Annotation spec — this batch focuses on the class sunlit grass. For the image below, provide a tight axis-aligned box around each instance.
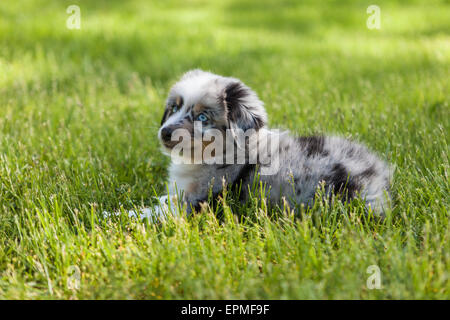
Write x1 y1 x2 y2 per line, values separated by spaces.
0 0 449 299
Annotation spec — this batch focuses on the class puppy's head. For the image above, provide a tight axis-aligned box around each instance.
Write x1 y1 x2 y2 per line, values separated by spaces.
158 69 267 161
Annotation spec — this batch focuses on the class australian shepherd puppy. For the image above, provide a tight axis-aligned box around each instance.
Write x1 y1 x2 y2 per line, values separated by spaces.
132 69 392 219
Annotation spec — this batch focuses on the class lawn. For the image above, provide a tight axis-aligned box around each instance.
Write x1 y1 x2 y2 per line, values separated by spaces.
0 0 448 299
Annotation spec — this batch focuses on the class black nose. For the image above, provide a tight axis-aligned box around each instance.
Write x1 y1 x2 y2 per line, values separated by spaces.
161 127 173 141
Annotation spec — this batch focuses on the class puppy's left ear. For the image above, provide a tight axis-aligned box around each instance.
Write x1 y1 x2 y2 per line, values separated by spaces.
221 81 267 131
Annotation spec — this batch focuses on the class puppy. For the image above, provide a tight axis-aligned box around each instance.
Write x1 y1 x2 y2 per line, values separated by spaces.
149 69 392 218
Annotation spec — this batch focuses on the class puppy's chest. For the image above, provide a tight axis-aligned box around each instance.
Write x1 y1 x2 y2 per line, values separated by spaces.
168 163 209 197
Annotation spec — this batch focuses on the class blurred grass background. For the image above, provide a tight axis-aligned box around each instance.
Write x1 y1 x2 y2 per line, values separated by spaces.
0 0 449 299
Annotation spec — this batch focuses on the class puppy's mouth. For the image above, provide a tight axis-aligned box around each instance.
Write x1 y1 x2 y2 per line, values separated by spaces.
160 139 178 149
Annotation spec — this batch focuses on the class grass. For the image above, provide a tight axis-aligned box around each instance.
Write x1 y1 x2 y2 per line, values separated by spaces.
0 0 449 299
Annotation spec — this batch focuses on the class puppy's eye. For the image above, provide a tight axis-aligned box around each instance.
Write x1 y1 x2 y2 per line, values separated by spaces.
197 113 208 122
172 105 179 113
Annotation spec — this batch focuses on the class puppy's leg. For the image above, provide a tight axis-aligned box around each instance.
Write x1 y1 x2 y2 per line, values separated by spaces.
103 184 183 221
127 195 178 220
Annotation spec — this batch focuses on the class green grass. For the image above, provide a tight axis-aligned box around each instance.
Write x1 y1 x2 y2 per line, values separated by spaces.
0 0 449 299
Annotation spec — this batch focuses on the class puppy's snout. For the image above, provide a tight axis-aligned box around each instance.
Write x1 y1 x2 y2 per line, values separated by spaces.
160 127 173 142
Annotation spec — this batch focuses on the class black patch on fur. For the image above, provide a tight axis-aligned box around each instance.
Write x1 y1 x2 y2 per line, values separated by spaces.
323 163 360 199
358 165 376 180
224 82 248 112
191 164 256 213
160 108 169 126
234 164 256 187
296 136 327 157
252 115 265 130
161 96 184 126
224 82 264 130
219 124 228 132
233 164 256 201
346 146 356 158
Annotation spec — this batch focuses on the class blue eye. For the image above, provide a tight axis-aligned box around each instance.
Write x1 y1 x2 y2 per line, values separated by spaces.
197 114 208 122
172 105 178 112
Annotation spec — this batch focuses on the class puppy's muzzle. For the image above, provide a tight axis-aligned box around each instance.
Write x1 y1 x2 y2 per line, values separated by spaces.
160 125 182 149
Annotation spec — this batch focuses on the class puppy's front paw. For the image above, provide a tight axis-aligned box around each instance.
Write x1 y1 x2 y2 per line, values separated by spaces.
103 195 181 221
129 195 181 220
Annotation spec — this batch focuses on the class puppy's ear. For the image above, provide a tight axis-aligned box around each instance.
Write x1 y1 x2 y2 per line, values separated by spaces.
222 81 267 131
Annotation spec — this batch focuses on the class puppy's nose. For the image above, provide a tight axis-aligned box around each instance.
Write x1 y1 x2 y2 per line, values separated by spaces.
161 127 173 141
